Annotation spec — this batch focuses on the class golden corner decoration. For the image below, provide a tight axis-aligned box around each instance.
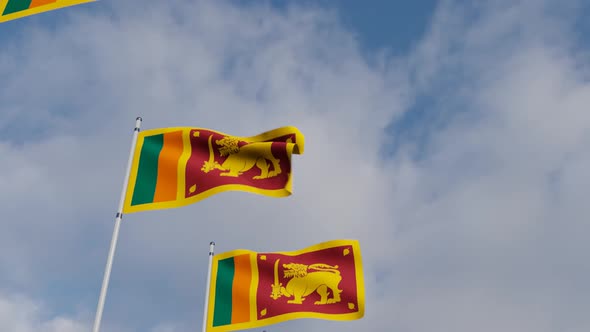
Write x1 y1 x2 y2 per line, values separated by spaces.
0 0 95 23
122 126 304 213
206 239 365 331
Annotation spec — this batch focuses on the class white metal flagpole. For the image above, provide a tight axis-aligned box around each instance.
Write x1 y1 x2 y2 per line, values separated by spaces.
92 117 143 332
201 241 216 332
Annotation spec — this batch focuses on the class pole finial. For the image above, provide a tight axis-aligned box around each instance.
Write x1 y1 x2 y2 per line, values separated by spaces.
134 117 143 131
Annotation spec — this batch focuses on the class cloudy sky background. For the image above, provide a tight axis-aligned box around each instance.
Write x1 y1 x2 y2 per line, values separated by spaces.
1 0 590 331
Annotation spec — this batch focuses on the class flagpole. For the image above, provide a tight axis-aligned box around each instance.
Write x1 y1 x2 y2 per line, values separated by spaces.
201 241 216 332
92 117 143 332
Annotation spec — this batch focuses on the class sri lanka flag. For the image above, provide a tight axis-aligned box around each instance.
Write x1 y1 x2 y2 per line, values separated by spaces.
0 0 95 23
207 240 365 331
123 126 304 213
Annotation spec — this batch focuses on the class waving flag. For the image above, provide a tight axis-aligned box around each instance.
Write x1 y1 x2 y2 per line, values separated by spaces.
207 240 365 331
123 126 304 213
0 0 94 23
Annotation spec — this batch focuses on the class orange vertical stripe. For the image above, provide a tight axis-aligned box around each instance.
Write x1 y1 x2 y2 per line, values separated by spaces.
29 0 57 8
153 131 184 202
231 254 252 324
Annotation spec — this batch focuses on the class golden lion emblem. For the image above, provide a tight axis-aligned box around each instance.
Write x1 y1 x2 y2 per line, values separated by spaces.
201 135 284 179
270 260 343 305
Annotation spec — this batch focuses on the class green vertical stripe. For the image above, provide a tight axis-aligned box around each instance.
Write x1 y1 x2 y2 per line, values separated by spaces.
213 257 235 326
131 134 164 206
3 0 32 15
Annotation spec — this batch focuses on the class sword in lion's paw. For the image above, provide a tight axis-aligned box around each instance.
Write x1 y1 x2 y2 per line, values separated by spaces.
270 259 282 300
201 135 221 173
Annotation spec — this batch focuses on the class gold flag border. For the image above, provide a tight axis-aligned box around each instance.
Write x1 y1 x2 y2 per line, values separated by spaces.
207 239 365 332
122 126 305 214
0 0 96 23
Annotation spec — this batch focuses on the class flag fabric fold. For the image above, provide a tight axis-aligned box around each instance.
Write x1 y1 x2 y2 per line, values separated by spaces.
123 126 304 213
0 0 95 23
207 239 365 331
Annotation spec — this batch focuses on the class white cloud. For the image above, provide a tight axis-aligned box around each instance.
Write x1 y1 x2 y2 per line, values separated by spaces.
0 292 88 332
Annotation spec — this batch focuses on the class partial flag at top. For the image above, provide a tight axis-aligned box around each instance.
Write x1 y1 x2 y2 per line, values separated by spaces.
123 126 305 213
0 0 95 23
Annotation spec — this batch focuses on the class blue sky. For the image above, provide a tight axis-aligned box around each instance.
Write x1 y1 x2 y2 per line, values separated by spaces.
266 0 438 53
1 1 590 332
